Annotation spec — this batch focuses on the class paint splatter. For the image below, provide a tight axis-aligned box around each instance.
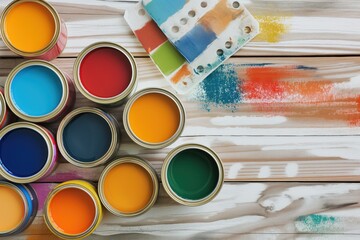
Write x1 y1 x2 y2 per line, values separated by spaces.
255 16 289 43
295 214 342 233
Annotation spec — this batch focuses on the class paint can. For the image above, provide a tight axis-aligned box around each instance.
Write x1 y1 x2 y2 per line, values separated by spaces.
162 144 224 206
123 88 185 149
0 181 38 236
43 180 103 239
5 60 75 123
98 156 159 217
0 87 14 130
73 42 137 105
0 0 67 61
0 122 57 183
57 107 120 168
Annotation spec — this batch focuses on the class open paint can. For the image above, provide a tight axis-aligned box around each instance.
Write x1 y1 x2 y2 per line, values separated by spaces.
0 181 38 236
0 0 67 61
162 144 224 206
0 87 14 130
74 42 137 105
98 156 159 217
57 107 120 168
123 88 185 149
5 60 75 123
0 122 57 183
44 180 103 239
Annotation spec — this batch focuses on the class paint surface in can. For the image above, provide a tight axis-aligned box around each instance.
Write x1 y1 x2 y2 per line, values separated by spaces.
79 47 132 98
103 162 153 213
0 185 25 232
0 128 48 177
62 112 112 163
3 1 56 53
9 65 63 117
48 187 96 235
167 148 219 200
129 92 180 143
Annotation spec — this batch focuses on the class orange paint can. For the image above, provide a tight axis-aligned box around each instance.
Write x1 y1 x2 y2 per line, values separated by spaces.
98 156 159 217
44 180 103 239
0 0 67 61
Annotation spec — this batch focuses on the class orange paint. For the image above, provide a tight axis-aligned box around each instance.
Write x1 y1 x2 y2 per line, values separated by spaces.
48 188 96 235
0 185 25 232
129 93 180 143
103 163 153 213
171 65 191 84
4 1 56 53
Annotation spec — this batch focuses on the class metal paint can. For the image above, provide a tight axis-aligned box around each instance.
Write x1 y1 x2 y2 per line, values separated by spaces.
0 122 57 183
162 144 224 206
5 60 75 123
43 180 103 239
98 156 159 217
0 87 14 129
0 181 38 236
57 107 120 168
123 88 185 149
0 0 67 61
73 42 137 105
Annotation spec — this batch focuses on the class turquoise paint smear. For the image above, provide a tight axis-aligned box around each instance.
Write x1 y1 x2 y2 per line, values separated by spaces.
295 214 342 233
144 0 186 25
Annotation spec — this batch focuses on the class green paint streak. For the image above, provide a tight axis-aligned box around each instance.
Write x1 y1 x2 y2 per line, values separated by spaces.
167 148 219 200
295 214 342 233
151 41 186 75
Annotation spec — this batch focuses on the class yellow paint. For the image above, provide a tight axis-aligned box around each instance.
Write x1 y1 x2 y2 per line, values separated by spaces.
255 16 289 43
4 1 56 53
0 185 25 232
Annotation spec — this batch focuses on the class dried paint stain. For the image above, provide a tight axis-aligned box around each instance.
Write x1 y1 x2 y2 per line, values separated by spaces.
255 16 289 43
295 214 342 233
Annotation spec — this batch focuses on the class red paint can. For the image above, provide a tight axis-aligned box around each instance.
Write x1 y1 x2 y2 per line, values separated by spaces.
0 87 14 130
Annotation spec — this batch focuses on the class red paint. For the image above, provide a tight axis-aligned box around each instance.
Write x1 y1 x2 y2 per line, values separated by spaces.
79 47 132 98
134 21 167 53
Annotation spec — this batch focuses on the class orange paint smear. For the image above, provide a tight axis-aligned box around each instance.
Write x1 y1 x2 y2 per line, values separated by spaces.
171 64 191 84
0 185 25 232
103 163 153 214
48 188 96 235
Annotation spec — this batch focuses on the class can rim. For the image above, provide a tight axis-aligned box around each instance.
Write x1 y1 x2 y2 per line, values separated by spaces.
0 91 7 126
0 181 29 235
98 156 159 217
43 183 101 239
0 122 55 183
0 0 61 57
57 107 119 168
161 144 224 206
73 42 137 105
4 60 69 122
123 88 186 149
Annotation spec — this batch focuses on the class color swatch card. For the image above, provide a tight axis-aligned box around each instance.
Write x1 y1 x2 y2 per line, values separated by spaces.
125 1 259 94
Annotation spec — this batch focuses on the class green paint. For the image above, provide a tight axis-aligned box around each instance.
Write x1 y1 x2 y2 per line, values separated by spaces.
167 148 219 200
295 214 341 233
151 41 185 76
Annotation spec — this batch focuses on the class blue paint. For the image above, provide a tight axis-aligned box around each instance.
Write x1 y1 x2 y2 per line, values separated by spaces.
63 113 112 163
174 24 217 62
10 65 63 117
0 128 48 177
144 0 186 25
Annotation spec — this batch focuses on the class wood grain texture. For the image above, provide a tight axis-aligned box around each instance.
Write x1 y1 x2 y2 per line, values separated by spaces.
6 182 360 239
1 0 360 57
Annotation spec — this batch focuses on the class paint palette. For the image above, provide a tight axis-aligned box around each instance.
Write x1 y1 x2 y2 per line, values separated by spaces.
124 1 259 94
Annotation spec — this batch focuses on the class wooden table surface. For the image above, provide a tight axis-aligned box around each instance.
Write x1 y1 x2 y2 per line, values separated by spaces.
1 0 360 239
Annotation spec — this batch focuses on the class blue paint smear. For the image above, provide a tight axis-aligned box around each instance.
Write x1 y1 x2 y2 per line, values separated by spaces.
144 0 186 25
195 64 242 111
10 65 63 117
0 128 48 177
174 24 217 62
63 113 112 163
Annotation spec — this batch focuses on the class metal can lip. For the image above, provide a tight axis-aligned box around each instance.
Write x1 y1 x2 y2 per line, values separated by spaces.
0 181 30 236
43 182 102 239
57 107 120 168
73 42 138 105
0 91 7 126
0 122 56 183
161 144 224 206
123 88 186 149
4 60 70 122
0 0 61 57
98 156 159 217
